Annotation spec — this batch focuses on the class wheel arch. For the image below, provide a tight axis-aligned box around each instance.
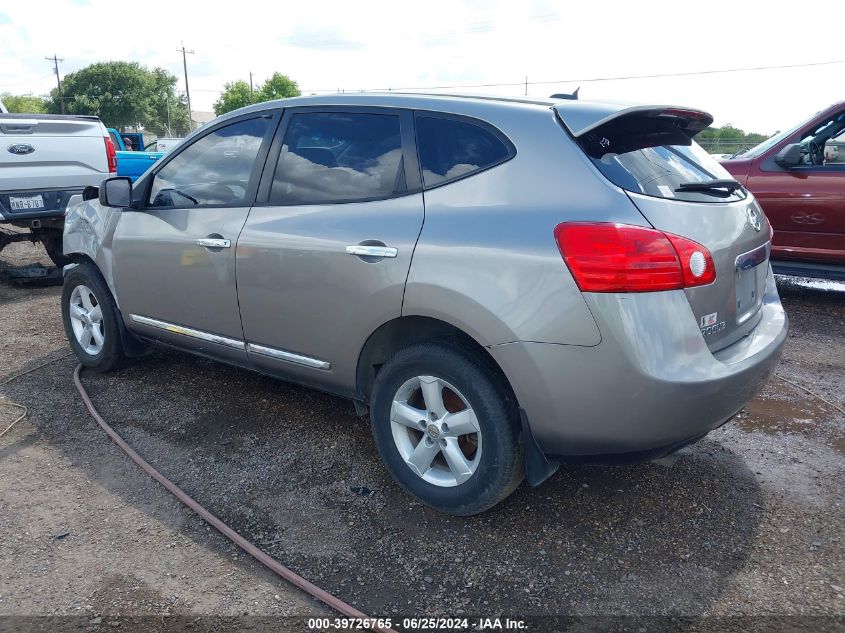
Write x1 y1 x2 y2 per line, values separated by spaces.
355 315 518 407
63 257 146 358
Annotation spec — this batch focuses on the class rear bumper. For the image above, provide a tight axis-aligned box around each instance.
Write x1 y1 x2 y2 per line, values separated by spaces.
490 267 788 458
0 187 85 222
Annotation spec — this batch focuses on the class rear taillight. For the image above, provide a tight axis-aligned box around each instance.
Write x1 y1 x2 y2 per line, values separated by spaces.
104 137 117 173
554 223 715 293
664 232 717 287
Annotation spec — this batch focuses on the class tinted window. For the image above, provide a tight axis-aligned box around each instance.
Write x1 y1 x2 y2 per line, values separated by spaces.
271 112 404 205
148 117 270 207
579 116 746 203
416 115 512 187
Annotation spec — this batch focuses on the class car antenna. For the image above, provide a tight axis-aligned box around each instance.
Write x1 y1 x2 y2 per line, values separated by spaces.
550 87 580 100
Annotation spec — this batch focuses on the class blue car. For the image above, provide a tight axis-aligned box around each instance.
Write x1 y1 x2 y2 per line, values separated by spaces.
107 128 165 181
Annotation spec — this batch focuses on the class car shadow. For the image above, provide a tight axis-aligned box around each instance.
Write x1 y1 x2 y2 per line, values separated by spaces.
4 349 765 617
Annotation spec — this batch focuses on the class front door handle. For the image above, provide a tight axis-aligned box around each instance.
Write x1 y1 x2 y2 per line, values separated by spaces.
345 244 398 258
196 238 231 249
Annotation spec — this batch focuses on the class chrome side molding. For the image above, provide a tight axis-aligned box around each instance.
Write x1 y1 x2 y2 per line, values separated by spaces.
247 343 331 370
129 315 245 350
128 315 330 370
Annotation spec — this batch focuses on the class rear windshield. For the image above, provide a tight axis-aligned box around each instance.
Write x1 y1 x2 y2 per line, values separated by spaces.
578 115 746 203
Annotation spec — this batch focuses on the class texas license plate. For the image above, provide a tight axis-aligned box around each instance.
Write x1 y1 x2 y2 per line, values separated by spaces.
9 194 45 210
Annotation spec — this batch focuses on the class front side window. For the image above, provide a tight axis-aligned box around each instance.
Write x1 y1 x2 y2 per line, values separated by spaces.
415 115 513 188
270 112 404 205
148 117 270 207
797 111 845 167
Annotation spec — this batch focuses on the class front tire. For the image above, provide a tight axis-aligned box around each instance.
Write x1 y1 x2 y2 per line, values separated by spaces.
62 262 127 372
370 341 524 516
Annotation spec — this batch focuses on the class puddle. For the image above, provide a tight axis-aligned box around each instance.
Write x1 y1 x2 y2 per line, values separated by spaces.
740 393 828 433
736 383 844 453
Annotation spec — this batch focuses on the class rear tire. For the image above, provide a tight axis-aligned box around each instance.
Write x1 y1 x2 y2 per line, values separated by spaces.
370 341 524 516
41 229 72 268
62 262 127 372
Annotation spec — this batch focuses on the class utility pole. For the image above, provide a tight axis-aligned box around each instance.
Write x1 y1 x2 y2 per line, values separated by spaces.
45 54 64 113
177 42 195 130
249 71 254 101
524 76 528 96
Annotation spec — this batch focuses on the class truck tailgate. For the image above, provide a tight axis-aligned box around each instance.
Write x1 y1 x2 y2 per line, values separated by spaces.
0 115 109 192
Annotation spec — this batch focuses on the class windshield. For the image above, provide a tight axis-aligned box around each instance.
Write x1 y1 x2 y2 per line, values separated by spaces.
578 115 746 203
736 108 824 159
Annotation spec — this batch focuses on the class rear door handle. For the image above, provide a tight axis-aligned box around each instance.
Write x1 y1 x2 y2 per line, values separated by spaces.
345 245 398 258
196 238 231 248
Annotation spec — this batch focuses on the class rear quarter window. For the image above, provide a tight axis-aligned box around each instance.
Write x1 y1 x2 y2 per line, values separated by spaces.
415 114 514 188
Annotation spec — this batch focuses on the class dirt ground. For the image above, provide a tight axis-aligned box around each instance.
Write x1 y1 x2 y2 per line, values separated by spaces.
0 240 843 633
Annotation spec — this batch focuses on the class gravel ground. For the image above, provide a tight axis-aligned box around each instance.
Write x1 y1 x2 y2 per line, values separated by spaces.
0 241 842 632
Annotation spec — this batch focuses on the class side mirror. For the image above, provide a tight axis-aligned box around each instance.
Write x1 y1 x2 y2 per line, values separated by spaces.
98 176 133 208
775 143 802 168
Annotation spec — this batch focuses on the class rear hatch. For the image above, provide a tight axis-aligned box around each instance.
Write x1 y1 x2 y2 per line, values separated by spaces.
556 103 772 352
0 114 108 194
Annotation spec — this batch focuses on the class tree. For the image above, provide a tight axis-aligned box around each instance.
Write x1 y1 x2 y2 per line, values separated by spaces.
258 72 300 101
44 61 188 134
1 93 47 113
149 68 190 136
213 72 301 116
213 80 254 116
696 124 769 154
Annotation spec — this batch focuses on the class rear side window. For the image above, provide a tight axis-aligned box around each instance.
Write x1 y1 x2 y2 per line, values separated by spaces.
579 116 746 203
149 117 270 207
415 115 513 188
270 112 405 205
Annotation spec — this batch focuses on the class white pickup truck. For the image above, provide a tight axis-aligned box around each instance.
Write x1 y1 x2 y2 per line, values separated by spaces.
0 108 115 266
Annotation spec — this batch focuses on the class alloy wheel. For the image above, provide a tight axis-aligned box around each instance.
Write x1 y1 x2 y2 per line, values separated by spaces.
69 284 105 356
390 375 482 487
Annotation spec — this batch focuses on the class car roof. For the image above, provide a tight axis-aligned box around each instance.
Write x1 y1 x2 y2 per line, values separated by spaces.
202 92 710 141
222 91 648 123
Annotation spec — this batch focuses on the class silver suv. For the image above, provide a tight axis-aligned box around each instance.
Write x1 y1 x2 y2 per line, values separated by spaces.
61 94 788 515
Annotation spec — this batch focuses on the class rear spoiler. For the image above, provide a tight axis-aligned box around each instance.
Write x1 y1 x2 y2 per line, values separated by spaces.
553 103 713 138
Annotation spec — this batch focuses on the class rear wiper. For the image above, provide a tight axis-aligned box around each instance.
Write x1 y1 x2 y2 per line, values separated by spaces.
676 179 742 193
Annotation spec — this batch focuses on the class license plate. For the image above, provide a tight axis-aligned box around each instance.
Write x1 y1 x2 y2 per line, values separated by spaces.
735 242 770 324
9 194 45 211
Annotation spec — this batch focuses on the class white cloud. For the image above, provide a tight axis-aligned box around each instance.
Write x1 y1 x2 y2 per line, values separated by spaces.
0 0 842 133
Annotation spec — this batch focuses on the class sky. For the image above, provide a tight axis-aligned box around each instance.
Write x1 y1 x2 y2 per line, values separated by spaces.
0 0 843 134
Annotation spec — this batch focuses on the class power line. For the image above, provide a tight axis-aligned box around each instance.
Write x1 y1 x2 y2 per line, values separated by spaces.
44 54 64 113
298 58 845 95
17 56 844 105
0 74 56 90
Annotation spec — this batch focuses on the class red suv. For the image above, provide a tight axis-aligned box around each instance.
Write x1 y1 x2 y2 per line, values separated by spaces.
720 102 845 280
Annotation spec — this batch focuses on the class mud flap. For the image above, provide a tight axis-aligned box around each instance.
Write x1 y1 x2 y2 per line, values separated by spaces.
520 409 560 486
115 308 147 358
